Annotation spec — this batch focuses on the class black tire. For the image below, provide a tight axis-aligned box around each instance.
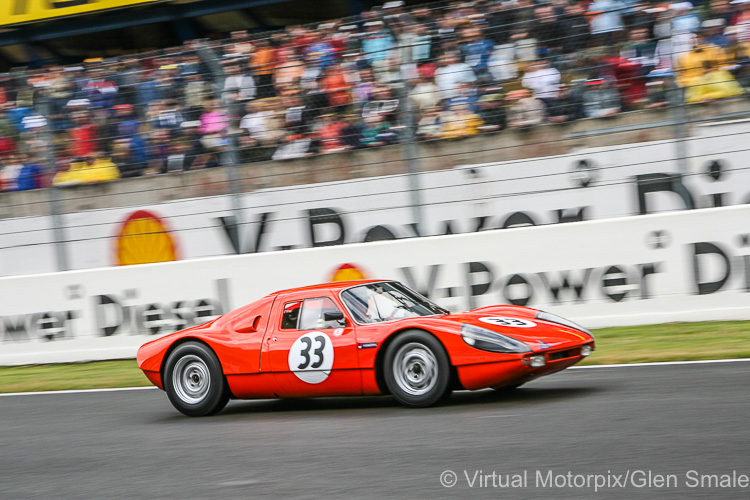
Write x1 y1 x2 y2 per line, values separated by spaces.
164 342 229 417
383 330 451 407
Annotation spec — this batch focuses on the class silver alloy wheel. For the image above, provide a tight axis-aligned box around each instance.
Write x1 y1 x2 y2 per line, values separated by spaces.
392 342 438 396
172 354 211 404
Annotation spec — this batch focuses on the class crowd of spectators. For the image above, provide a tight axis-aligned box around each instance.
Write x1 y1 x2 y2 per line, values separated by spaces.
2 0 750 192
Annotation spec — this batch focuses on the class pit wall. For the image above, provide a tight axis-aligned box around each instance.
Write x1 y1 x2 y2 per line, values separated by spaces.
0 204 747 365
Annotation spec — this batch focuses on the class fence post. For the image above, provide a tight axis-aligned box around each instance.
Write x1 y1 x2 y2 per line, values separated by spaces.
197 42 245 253
43 124 70 271
397 72 423 234
667 73 690 174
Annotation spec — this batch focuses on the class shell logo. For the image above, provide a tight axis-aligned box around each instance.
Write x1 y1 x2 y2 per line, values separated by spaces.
329 263 368 282
114 210 178 266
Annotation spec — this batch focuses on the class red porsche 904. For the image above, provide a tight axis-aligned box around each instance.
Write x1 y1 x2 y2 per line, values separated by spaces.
137 280 595 416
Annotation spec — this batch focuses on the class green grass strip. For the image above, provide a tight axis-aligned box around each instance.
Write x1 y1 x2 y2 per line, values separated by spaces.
1 321 749 393
581 321 750 365
0 360 151 393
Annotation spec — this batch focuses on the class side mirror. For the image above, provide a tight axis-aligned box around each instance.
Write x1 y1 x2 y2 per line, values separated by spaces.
324 311 345 322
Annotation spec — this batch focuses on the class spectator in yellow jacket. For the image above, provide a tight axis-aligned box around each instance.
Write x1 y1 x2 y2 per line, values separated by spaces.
685 61 745 103
676 33 728 89
441 101 484 139
53 152 121 186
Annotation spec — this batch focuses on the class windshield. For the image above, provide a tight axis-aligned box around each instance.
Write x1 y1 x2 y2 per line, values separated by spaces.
340 282 449 324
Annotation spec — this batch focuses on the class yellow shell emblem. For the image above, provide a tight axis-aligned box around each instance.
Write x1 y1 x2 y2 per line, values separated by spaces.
115 210 178 266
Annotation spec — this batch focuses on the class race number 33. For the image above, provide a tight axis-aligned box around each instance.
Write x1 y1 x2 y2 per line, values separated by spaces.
479 317 536 328
288 332 334 384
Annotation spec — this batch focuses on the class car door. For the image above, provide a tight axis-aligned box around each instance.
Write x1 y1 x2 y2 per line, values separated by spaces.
264 291 361 397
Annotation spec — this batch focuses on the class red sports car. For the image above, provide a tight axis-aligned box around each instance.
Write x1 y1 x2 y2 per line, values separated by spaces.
137 280 595 416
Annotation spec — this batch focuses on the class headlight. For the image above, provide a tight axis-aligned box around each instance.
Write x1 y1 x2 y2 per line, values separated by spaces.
529 355 546 367
535 311 593 338
461 324 531 354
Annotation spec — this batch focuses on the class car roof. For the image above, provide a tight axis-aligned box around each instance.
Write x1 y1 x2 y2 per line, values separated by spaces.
270 279 388 296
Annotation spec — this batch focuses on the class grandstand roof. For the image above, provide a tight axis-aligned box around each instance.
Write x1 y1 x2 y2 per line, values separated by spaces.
0 0 388 69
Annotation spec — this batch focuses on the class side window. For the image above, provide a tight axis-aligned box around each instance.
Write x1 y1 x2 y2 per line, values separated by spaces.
298 297 346 330
281 301 302 329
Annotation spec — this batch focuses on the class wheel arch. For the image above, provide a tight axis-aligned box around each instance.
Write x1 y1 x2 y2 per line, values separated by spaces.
374 327 459 395
160 337 232 396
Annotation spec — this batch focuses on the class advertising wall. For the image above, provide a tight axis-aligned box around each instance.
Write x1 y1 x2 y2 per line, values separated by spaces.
1 205 748 365
2 120 749 277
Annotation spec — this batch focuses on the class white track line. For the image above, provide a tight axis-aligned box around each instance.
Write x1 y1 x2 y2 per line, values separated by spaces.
0 386 157 397
570 358 750 369
1 358 749 398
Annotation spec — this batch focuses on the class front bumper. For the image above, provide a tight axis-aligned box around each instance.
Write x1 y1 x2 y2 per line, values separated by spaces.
457 343 594 390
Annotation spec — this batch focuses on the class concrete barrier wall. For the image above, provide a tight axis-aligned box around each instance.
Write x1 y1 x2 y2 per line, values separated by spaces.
1 204 748 365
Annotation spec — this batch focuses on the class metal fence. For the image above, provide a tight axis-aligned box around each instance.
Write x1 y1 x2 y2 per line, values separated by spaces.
1 0 750 274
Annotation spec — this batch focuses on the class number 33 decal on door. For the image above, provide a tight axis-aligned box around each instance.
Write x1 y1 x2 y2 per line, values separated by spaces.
288 332 334 384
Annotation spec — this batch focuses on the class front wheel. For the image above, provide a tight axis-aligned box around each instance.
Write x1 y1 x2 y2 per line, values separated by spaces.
383 331 451 407
164 342 229 417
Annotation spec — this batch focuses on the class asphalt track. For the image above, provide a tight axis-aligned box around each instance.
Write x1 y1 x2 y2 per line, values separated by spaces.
1 361 749 499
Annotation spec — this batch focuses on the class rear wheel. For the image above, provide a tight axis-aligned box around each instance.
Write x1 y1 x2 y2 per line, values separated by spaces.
164 342 229 417
383 331 451 407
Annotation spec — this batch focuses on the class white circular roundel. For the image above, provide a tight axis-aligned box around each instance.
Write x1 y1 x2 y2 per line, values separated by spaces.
479 317 536 328
288 332 334 384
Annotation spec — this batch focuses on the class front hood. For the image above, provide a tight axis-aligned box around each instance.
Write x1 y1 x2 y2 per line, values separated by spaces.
439 306 592 351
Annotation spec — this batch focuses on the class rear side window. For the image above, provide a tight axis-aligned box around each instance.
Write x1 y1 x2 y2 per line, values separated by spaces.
281 301 301 329
281 297 345 330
